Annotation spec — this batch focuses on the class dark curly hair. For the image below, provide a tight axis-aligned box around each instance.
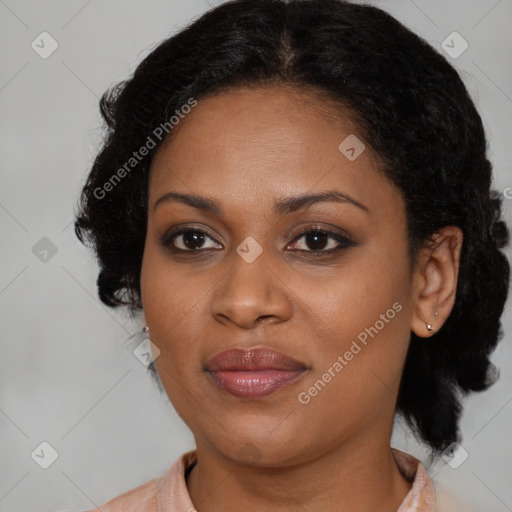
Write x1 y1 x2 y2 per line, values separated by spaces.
74 0 510 454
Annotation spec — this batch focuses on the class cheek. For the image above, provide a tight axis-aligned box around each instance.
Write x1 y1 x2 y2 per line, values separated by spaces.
298 243 412 394
140 248 210 417
140 241 223 381
140 244 194 356
141 236 199 320
309 247 409 343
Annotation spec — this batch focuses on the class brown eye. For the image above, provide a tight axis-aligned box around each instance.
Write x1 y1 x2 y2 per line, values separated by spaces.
160 226 355 256
161 228 222 252
288 228 355 254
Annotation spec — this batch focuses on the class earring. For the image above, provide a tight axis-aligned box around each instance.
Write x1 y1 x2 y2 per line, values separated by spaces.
143 325 149 334
424 305 439 333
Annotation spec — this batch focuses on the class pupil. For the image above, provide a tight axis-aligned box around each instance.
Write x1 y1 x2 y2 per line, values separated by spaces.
306 231 327 250
183 231 204 249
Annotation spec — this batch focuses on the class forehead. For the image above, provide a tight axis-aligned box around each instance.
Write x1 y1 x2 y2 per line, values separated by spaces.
148 85 397 220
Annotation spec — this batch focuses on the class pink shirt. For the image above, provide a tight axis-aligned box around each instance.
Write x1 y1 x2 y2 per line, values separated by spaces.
90 448 435 511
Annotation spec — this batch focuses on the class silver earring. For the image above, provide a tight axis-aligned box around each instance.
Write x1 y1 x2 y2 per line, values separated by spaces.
426 323 433 332
143 325 149 334
434 305 439 317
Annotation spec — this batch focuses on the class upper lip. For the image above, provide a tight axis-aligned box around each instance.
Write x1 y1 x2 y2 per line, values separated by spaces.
206 348 307 372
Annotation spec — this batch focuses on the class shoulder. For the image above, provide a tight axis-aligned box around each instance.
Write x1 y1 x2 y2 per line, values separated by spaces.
87 475 161 512
392 448 436 512
86 450 197 512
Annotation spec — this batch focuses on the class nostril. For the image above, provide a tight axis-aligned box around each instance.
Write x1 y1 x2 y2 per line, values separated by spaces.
257 315 276 325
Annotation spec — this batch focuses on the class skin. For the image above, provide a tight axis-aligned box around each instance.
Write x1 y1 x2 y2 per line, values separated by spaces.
140 84 463 512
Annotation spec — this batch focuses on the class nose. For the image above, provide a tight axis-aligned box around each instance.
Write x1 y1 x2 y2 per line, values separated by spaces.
210 248 293 329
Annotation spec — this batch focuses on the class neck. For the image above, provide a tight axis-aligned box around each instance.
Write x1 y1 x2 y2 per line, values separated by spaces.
186 433 412 512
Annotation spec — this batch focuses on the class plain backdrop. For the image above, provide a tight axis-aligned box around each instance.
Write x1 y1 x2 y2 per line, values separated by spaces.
1 1 511 511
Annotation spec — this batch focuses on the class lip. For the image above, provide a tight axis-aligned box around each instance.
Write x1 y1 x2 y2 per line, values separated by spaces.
206 348 307 399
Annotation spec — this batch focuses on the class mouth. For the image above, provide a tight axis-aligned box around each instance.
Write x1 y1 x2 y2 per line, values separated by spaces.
205 347 308 399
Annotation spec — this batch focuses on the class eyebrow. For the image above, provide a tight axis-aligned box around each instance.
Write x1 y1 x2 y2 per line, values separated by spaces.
153 189 369 216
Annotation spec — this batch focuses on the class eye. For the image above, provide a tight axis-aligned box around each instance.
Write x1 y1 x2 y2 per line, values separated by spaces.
161 227 222 252
160 225 356 255
287 228 355 254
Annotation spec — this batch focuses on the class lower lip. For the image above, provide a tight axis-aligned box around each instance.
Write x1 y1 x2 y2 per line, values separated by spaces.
208 369 305 399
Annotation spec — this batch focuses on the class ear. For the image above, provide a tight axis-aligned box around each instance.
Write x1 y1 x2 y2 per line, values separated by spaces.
411 226 463 338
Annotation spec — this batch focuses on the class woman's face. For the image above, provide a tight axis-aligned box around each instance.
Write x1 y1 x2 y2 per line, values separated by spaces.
141 85 417 466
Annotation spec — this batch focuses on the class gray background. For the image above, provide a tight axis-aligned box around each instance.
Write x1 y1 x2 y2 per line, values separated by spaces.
0 1 511 511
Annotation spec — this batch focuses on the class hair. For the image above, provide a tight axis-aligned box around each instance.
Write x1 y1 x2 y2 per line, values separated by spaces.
74 0 510 454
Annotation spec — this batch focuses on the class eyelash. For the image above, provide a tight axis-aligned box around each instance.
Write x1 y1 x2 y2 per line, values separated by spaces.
160 225 356 256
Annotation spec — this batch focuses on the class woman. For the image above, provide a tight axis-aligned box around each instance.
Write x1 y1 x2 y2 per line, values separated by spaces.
74 0 510 510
